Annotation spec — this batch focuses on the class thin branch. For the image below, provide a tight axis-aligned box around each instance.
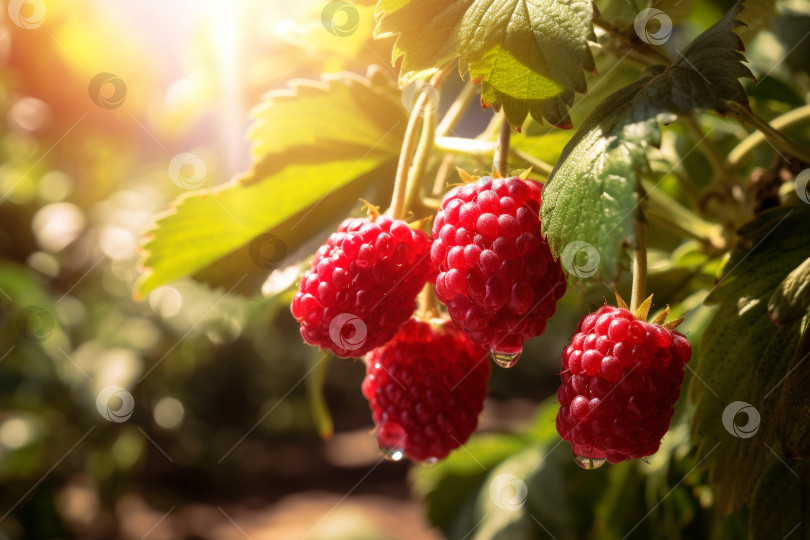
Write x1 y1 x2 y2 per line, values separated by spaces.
494 115 511 176
728 102 810 165
434 136 554 177
683 114 729 177
390 65 453 219
728 104 810 167
510 148 554 177
432 153 455 196
630 219 648 313
437 81 477 137
404 98 438 212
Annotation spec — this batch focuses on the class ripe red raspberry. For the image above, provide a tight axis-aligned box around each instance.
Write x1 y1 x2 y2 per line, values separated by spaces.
291 215 433 358
555 304 692 467
431 176 566 366
361 318 490 462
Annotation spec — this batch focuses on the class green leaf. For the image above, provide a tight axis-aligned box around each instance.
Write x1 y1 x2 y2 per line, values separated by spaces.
689 206 810 516
136 71 407 297
768 256 810 326
749 458 810 540
775 319 810 460
411 432 530 537
375 0 596 126
411 399 560 538
248 68 405 161
540 2 752 283
305 352 333 440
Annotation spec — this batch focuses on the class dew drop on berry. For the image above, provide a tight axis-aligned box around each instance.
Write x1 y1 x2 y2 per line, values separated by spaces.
380 446 406 462
490 347 522 368
572 445 607 470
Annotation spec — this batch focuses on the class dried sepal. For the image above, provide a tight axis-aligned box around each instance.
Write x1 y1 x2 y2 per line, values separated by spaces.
663 316 686 330
457 168 477 184
359 198 381 221
408 215 433 230
634 294 654 321
615 290 628 310
651 306 671 326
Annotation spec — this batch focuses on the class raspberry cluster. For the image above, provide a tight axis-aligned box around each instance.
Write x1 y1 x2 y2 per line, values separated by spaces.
431 176 566 363
362 318 490 462
291 215 433 358
555 305 691 466
290 174 694 467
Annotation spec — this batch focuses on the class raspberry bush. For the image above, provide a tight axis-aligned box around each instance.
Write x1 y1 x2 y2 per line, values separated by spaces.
131 0 810 538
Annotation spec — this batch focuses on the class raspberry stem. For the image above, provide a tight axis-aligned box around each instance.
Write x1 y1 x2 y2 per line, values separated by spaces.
404 93 439 213
390 65 453 220
391 96 426 220
727 102 810 164
728 104 810 167
630 219 648 313
494 114 511 176
417 283 440 319
433 137 553 176
683 114 730 179
437 81 477 137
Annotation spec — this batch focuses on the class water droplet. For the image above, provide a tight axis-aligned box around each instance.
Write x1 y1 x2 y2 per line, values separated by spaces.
424 457 439 465
572 449 607 470
380 444 406 462
490 348 522 368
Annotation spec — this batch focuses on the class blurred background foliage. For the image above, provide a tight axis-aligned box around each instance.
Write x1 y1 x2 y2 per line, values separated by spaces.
0 0 808 538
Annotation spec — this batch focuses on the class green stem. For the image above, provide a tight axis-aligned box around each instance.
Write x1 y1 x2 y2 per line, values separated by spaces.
728 102 810 165
437 81 477 137
390 98 425 220
641 179 726 251
306 353 333 440
494 115 511 176
432 153 455 196
684 114 729 177
417 283 440 319
434 136 554 176
728 104 810 166
630 219 648 313
510 148 554 177
479 112 503 141
390 66 452 219
404 99 438 212
435 136 495 154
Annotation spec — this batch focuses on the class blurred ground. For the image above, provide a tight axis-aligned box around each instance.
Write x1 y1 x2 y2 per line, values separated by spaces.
115 493 440 540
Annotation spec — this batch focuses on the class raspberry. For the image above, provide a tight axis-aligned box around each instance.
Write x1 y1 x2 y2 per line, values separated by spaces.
431 176 566 366
555 304 692 467
361 318 490 462
291 215 433 358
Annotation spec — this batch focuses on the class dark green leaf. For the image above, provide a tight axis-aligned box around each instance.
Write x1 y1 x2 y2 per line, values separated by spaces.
776 319 810 459
768 256 810 326
689 206 810 516
749 458 809 540
411 432 531 537
541 2 752 283
375 0 596 126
